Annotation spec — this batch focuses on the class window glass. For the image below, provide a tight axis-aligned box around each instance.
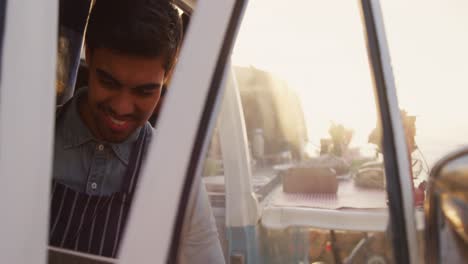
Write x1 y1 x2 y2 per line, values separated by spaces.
202 123 228 260
201 1 405 263
381 0 468 261
382 0 468 169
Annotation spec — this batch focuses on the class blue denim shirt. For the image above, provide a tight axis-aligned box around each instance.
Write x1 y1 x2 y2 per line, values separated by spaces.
53 88 152 196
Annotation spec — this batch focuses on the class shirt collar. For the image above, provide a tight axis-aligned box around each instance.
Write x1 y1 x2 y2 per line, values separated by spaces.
110 129 141 165
60 87 142 165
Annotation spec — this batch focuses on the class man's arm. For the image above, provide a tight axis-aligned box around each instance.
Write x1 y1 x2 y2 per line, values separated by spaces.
177 176 225 264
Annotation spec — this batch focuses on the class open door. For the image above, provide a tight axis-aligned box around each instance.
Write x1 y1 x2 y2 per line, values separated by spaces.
0 0 247 263
198 0 420 263
0 0 58 263
119 0 247 263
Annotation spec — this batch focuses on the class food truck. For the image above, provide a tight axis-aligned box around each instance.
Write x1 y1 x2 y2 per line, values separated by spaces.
0 0 466 263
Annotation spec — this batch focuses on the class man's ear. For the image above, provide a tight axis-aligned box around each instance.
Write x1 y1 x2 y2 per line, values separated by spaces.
163 63 177 86
163 75 170 86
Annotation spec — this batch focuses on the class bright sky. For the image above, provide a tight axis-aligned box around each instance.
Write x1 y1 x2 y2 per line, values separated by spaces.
231 0 468 165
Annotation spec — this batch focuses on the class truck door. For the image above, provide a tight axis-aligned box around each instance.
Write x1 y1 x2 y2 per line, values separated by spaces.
0 0 58 263
0 0 247 263
200 0 421 263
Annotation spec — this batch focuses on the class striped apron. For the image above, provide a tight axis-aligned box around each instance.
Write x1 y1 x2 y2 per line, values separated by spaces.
49 126 147 258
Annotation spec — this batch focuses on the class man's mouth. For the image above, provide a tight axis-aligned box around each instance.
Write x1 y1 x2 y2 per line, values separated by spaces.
104 113 131 132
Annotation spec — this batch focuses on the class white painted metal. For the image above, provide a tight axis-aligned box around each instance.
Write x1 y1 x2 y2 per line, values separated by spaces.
262 206 426 232
176 0 196 13
262 207 389 232
0 0 58 263
219 65 259 227
119 0 239 263
370 1 419 263
48 246 115 263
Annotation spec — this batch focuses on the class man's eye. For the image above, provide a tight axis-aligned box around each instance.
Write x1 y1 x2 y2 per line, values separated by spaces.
130 85 160 97
99 78 117 89
136 88 156 97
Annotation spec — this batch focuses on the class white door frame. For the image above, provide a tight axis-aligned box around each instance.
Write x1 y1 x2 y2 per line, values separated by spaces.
0 0 58 263
119 0 247 263
360 0 419 263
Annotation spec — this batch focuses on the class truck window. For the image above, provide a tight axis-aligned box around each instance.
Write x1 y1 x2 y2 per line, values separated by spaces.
382 0 468 262
200 1 413 263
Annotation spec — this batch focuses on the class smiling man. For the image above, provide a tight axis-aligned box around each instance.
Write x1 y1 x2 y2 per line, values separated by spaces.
82 48 166 142
49 0 224 262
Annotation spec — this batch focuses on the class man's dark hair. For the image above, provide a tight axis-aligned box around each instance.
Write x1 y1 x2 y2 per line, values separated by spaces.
86 0 182 72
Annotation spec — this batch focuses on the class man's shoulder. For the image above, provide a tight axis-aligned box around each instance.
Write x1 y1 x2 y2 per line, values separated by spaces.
55 103 68 121
55 95 77 125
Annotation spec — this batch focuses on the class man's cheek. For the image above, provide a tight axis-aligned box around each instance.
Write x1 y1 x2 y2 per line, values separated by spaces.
141 112 153 123
144 98 160 118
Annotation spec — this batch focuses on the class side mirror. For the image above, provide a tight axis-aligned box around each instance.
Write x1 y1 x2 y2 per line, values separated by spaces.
426 147 468 264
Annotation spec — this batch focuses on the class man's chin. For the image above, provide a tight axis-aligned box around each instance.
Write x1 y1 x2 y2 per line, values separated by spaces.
96 117 139 142
106 135 130 143
100 128 134 143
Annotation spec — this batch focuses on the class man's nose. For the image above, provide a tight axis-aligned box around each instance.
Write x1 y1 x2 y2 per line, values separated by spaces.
110 92 134 116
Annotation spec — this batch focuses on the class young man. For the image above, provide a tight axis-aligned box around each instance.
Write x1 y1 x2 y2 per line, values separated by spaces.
50 0 224 262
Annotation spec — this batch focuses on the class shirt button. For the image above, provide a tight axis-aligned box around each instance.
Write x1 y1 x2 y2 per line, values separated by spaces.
97 144 104 151
91 182 98 190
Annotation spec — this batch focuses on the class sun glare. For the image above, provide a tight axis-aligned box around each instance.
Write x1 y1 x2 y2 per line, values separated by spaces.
231 0 468 165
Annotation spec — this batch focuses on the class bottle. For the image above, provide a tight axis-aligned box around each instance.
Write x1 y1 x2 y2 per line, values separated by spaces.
252 128 265 161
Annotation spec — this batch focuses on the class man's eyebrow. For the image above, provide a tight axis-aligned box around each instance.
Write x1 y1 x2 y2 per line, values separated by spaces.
133 83 163 91
96 68 122 86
